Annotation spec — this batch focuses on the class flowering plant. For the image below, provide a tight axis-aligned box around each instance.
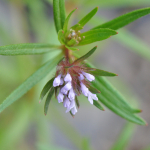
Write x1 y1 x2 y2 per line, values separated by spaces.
0 0 150 125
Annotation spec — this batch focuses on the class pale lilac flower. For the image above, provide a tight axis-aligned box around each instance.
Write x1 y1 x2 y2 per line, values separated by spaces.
64 73 72 82
57 92 64 103
71 106 77 115
88 91 98 104
68 88 75 101
53 74 62 87
78 73 84 81
82 71 95 82
63 97 70 108
66 100 75 113
61 82 72 95
60 78 64 85
80 82 89 96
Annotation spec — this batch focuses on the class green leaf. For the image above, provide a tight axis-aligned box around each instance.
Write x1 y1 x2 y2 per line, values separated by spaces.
40 77 54 102
0 54 61 113
93 100 105 111
93 7 150 30
53 0 66 33
44 87 55 115
72 46 97 65
65 45 79 51
63 8 77 33
74 53 146 125
88 85 100 94
58 29 65 44
78 28 117 46
93 76 146 125
87 68 118 76
0 43 60 56
59 0 66 28
71 7 98 30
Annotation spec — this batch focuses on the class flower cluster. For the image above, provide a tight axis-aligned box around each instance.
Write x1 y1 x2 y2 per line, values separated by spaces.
53 59 98 115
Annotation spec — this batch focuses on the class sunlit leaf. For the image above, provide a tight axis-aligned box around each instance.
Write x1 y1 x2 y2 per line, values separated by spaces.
0 54 61 113
78 28 117 45
40 77 54 102
0 43 60 56
93 7 150 30
44 87 55 115
53 0 66 33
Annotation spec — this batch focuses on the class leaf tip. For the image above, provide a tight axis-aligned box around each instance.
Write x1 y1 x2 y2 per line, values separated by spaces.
96 6 99 9
116 32 119 34
45 113 47 116
146 123 148 126
76 7 78 10
39 100 41 103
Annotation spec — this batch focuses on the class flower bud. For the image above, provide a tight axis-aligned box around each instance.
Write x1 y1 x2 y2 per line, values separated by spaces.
82 72 95 81
80 82 89 96
61 82 72 95
57 92 64 103
53 74 62 87
63 97 70 108
64 73 72 82
68 88 75 101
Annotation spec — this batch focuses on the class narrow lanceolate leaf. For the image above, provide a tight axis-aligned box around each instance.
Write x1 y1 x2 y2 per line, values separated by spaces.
59 0 66 28
87 68 118 76
0 54 61 113
93 77 146 125
53 0 66 33
73 53 146 125
44 87 55 115
93 7 150 30
78 29 117 46
63 8 77 33
58 29 65 44
71 7 98 30
0 43 60 56
40 77 54 102
88 85 100 94
72 46 97 65
93 100 105 111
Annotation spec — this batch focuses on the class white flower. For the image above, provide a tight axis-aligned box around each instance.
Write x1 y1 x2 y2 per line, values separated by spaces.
61 82 72 95
80 82 89 96
82 71 95 82
53 74 62 87
71 106 77 115
64 73 72 82
88 91 98 104
78 73 84 81
57 92 64 103
66 100 75 113
63 97 70 108
68 88 75 101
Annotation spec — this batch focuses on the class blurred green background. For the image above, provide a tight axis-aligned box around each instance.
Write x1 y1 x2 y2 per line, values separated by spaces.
0 0 150 150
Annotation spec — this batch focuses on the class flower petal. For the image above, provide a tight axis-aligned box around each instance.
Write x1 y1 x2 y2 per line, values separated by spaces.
57 92 64 103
